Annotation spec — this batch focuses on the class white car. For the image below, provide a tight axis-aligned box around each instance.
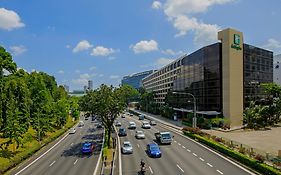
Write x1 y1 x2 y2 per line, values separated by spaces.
135 130 145 139
142 121 151 129
78 121 84 127
69 128 76 134
121 141 133 154
115 121 122 127
128 121 136 129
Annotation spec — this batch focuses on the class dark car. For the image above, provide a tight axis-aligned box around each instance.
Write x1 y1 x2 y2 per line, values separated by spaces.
81 141 94 154
146 143 161 158
118 127 127 136
96 123 103 128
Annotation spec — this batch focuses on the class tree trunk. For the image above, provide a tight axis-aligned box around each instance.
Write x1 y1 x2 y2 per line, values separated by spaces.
107 127 111 148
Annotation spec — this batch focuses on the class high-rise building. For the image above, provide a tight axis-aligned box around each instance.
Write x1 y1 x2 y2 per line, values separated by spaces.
83 85 88 93
142 28 273 128
121 70 155 89
88 80 93 90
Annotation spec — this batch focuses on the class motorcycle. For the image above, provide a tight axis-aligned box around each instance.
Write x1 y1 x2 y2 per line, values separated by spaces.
139 165 146 175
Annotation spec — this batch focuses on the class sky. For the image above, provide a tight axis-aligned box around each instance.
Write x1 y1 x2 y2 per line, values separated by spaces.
1 0 281 91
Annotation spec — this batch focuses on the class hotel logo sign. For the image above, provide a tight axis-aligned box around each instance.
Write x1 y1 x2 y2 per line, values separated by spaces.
231 34 242 51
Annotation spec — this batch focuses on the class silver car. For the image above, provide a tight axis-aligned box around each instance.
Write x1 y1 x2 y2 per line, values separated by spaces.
69 128 76 134
135 130 145 139
142 121 151 129
121 141 133 154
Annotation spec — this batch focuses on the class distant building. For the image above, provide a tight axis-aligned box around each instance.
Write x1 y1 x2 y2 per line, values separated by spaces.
88 80 93 90
69 90 85 97
274 54 281 86
121 70 155 89
63 85 69 93
83 85 88 93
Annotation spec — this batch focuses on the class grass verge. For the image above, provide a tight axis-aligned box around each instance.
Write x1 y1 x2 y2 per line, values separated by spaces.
0 116 77 175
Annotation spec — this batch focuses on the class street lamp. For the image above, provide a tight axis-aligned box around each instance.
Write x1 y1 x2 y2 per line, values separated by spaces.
172 92 197 128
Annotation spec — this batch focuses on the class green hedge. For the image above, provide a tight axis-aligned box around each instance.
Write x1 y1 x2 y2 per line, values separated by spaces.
183 131 281 175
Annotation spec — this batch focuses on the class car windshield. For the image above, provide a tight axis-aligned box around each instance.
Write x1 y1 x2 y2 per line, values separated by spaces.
162 133 171 139
137 131 143 134
150 145 159 151
124 143 131 147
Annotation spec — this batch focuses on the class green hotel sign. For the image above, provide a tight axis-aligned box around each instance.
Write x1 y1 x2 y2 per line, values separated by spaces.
231 34 242 51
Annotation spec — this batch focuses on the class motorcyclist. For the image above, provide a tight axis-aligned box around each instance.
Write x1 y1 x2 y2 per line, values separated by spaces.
140 159 146 173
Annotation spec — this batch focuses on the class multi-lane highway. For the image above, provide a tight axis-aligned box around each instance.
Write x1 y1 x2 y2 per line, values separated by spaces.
118 113 255 175
10 117 103 175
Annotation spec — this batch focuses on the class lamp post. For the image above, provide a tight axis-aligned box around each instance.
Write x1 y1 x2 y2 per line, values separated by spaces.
172 92 197 128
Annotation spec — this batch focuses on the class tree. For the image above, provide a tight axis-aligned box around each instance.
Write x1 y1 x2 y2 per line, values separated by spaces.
0 46 17 131
260 83 281 98
1 77 30 151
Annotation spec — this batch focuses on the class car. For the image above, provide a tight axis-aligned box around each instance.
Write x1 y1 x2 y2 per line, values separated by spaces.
115 121 122 127
150 120 156 126
69 128 76 134
78 121 84 127
128 121 136 129
121 141 133 154
81 141 95 154
139 114 145 120
129 113 133 116
121 115 125 118
146 143 161 158
85 117 89 120
142 121 151 129
118 127 127 136
135 130 145 139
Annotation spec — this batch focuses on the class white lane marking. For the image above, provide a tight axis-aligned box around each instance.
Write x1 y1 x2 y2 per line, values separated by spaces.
217 170 224 174
70 143 74 146
15 130 70 175
174 140 177 143
207 163 213 167
192 153 198 157
178 143 181 146
74 159 78 165
49 161 56 167
154 123 256 175
176 164 184 173
182 146 185 149
137 144 140 148
199 157 205 161
186 149 191 152
149 166 153 174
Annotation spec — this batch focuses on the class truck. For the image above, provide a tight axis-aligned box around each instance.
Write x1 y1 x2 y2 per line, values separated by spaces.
154 131 172 144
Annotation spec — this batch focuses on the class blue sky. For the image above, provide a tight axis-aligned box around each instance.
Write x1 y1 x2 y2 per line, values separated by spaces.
1 0 281 90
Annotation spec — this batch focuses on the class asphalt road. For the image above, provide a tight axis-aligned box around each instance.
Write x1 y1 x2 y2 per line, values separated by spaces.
118 113 255 175
10 118 103 175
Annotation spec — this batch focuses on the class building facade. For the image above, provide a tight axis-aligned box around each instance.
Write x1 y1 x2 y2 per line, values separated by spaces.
273 54 281 86
142 28 273 128
121 70 154 89
88 80 93 90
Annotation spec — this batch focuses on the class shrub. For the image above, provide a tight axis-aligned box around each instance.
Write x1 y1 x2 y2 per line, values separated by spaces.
255 154 265 163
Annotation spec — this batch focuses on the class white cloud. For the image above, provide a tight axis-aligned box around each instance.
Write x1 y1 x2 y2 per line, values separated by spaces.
263 38 281 52
10 45 27 56
131 40 158 54
162 0 232 45
152 1 162 9
140 57 175 69
66 45 71 49
71 73 92 86
75 70 80 73
72 40 93 53
58 70 64 74
155 58 175 68
108 56 116 60
91 46 117 56
0 8 25 30
161 49 183 55
109 75 120 79
99 74 104 77
89 66 96 71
